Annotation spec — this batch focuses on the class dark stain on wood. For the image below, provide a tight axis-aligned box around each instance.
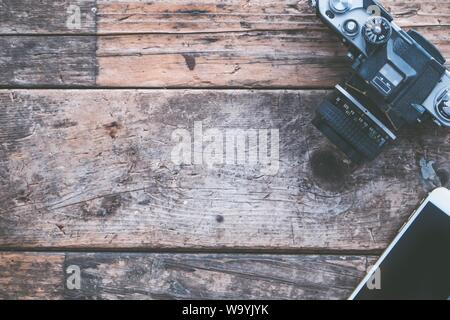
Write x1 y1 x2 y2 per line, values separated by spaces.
98 195 122 217
216 215 224 223
103 121 122 139
56 224 66 235
182 54 196 71
310 149 350 191
52 119 78 129
240 21 252 29
201 37 219 44
175 10 210 15
137 198 151 206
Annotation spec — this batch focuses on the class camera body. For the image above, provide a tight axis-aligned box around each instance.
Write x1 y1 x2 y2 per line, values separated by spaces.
312 0 450 163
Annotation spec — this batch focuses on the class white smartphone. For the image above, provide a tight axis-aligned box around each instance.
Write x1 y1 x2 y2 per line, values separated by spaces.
350 187 450 300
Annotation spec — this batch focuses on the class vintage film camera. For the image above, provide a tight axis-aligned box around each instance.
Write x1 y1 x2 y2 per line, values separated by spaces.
311 0 450 163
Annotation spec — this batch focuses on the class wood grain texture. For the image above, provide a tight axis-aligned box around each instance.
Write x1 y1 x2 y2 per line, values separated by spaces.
0 252 65 299
0 36 97 87
0 252 376 300
1 90 448 250
1 1 448 300
1 1 450 88
95 0 450 87
2 28 447 88
2 0 449 34
0 0 97 34
95 29 349 88
95 27 450 88
95 0 450 34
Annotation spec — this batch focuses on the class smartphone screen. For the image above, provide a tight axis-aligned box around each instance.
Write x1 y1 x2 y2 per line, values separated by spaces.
353 202 450 300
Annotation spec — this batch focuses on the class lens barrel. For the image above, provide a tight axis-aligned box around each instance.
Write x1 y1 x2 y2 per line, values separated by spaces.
313 86 396 163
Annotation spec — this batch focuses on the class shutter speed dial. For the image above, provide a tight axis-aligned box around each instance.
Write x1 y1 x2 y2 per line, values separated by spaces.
363 16 392 46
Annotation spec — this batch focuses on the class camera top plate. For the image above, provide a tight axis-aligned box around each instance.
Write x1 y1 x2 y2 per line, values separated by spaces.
316 0 397 57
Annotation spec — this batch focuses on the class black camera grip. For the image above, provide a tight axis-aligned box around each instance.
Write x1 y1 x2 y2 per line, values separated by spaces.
407 30 446 65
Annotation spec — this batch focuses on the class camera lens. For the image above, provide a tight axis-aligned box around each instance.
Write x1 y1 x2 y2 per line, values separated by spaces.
313 85 396 163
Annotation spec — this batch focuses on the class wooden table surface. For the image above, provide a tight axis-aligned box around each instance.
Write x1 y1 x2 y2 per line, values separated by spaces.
0 0 449 300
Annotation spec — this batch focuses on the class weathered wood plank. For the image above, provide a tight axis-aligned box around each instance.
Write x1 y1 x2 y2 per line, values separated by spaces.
0 0 97 34
0 36 97 87
1 1 450 88
95 0 450 88
0 252 376 300
95 27 450 88
96 30 348 88
1 27 448 88
1 0 449 35
96 0 450 34
0 252 65 299
1 90 448 250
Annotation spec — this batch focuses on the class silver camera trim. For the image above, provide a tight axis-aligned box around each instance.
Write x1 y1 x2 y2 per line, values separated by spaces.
319 0 369 56
317 0 401 56
423 71 450 127
336 85 397 140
